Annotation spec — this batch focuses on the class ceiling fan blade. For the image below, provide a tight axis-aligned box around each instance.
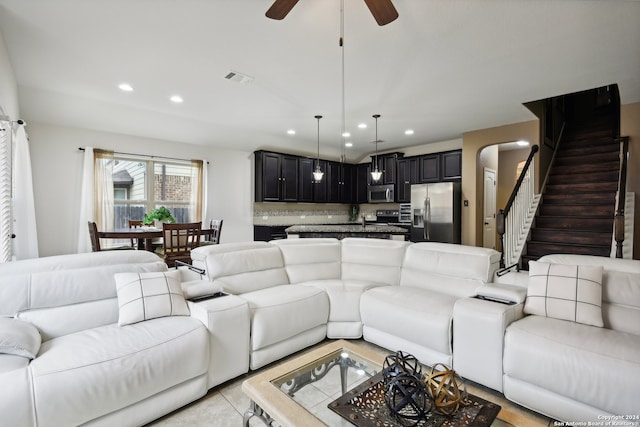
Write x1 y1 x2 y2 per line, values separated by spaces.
265 0 300 20
363 0 399 26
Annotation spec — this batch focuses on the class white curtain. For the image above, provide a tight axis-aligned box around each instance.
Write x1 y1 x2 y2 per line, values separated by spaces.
0 120 11 262
77 147 95 252
189 159 207 224
94 150 114 233
11 124 39 260
201 159 208 223
77 148 115 252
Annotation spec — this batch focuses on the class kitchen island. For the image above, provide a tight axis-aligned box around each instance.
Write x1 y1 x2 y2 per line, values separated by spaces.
285 224 409 240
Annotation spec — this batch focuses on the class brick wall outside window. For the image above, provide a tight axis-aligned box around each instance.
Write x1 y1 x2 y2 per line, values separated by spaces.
155 174 191 202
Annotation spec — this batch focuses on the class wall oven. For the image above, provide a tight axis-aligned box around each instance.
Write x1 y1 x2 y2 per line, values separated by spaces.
367 184 395 203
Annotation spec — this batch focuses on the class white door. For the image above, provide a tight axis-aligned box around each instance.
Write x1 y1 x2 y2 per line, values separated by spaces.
483 168 497 249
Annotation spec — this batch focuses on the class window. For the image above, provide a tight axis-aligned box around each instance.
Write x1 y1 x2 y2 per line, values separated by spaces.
102 154 204 229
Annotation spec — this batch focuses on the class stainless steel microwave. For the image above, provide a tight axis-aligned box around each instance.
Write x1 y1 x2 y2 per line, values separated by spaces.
368 184 395 203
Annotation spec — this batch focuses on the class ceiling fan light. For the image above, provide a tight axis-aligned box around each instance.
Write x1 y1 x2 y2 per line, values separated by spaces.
370 168 382 181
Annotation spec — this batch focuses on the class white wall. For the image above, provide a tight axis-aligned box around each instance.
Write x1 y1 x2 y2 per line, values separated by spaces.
0 30 19 119
27 122 254 256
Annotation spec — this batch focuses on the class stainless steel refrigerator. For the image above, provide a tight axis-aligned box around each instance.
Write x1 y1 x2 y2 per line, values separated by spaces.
410 182 461 243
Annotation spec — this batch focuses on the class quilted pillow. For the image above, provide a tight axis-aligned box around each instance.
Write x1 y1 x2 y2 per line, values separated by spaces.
524 260 604 327
115 270 190 326
0 317 41 359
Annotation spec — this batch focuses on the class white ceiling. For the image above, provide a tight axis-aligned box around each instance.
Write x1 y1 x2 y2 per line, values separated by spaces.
1 0 639 162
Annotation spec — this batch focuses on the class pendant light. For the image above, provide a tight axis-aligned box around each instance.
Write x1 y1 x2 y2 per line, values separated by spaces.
313 115 324 181
370 114 383 181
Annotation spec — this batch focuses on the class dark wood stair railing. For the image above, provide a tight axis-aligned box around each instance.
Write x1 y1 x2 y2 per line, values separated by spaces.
614 136 629 258
497 144 539 270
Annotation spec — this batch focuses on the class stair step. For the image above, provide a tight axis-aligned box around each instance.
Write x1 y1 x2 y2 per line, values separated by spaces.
525 241 611 257
563 127 614 141
556 142 619 158
550 161 619 176
535 216 614 232
544 181 618 193
547 170 618 185
554 151 619 165
542 193 616 205
530 228 612 245
539 204 614 217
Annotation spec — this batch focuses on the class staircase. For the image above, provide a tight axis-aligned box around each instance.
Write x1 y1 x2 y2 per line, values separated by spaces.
522 102 619 267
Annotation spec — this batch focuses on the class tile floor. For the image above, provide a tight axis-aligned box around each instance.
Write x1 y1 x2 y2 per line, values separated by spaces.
147 339 555 427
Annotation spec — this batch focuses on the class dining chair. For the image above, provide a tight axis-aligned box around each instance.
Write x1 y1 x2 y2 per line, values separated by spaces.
200 219 223 246
88 221 134 252
161 222 202 267
128 220 144 248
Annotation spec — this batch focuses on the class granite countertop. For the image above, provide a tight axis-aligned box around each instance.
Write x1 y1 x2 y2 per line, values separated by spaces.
285 224 409 234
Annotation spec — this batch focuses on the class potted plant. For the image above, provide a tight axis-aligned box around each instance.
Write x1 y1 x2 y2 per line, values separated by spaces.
143 206 176 228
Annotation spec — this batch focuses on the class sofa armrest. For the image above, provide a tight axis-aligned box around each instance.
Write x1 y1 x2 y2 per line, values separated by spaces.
452 297 524 392
188 295 250 389
176 263 207 282
475 283 527 304
0 366 36 426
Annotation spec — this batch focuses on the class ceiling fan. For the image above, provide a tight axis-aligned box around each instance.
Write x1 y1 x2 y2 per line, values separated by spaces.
266 0 398 26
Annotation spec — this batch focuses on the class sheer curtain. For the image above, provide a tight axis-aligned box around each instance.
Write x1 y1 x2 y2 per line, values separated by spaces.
77 148 115 252
190 159 207 223
94 150 115 232
11 123 39 260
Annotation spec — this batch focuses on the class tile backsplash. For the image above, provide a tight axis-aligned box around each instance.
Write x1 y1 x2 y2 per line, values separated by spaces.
253 203 397 226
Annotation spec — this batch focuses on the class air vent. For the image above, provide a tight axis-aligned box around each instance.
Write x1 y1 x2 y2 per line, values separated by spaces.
224 71 254 84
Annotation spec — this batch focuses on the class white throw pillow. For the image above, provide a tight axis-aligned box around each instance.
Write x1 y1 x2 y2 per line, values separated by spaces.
115 270 190 326
0 317 42 359
524 260 604 327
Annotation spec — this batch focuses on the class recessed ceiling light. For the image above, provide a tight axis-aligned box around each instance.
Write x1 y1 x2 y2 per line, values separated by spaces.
342 132 351 138
517 140 529 146
345 142 353 148
358 123 367 129
170 95 183 103
118 83 133 92
287 129 296 135
404 129 414 135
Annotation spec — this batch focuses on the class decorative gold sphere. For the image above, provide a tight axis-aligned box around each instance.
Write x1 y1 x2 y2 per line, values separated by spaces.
425 363 464 415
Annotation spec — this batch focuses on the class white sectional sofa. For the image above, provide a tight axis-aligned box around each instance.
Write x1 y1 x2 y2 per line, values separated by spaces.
190 238 501 371
499 254 640 423
2 238 638 426
0 250 250 427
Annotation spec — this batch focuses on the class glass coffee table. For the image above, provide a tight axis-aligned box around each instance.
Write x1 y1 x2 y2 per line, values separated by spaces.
242 340 506 427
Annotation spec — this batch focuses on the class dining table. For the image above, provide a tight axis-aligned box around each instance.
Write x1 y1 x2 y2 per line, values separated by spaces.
98 226 215 251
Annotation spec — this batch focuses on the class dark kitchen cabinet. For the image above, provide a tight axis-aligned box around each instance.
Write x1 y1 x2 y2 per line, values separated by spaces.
397 157 418 202
255 151 298 202
326 162 355 203
419 154 439 183
254 225 288 241
370 153 401 185
382 154 399 185
326 161 342 203
441 150 462 180
298 157 315 202
355 163 371 204
254 149 457 204
341 164 355 203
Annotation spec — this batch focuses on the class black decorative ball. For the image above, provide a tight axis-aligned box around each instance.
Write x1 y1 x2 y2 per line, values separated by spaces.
385 372 430 427
382 351 422 385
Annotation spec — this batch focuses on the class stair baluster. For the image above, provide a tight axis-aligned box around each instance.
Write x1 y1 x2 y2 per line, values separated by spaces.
497 145 539 269
614 136 629 258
